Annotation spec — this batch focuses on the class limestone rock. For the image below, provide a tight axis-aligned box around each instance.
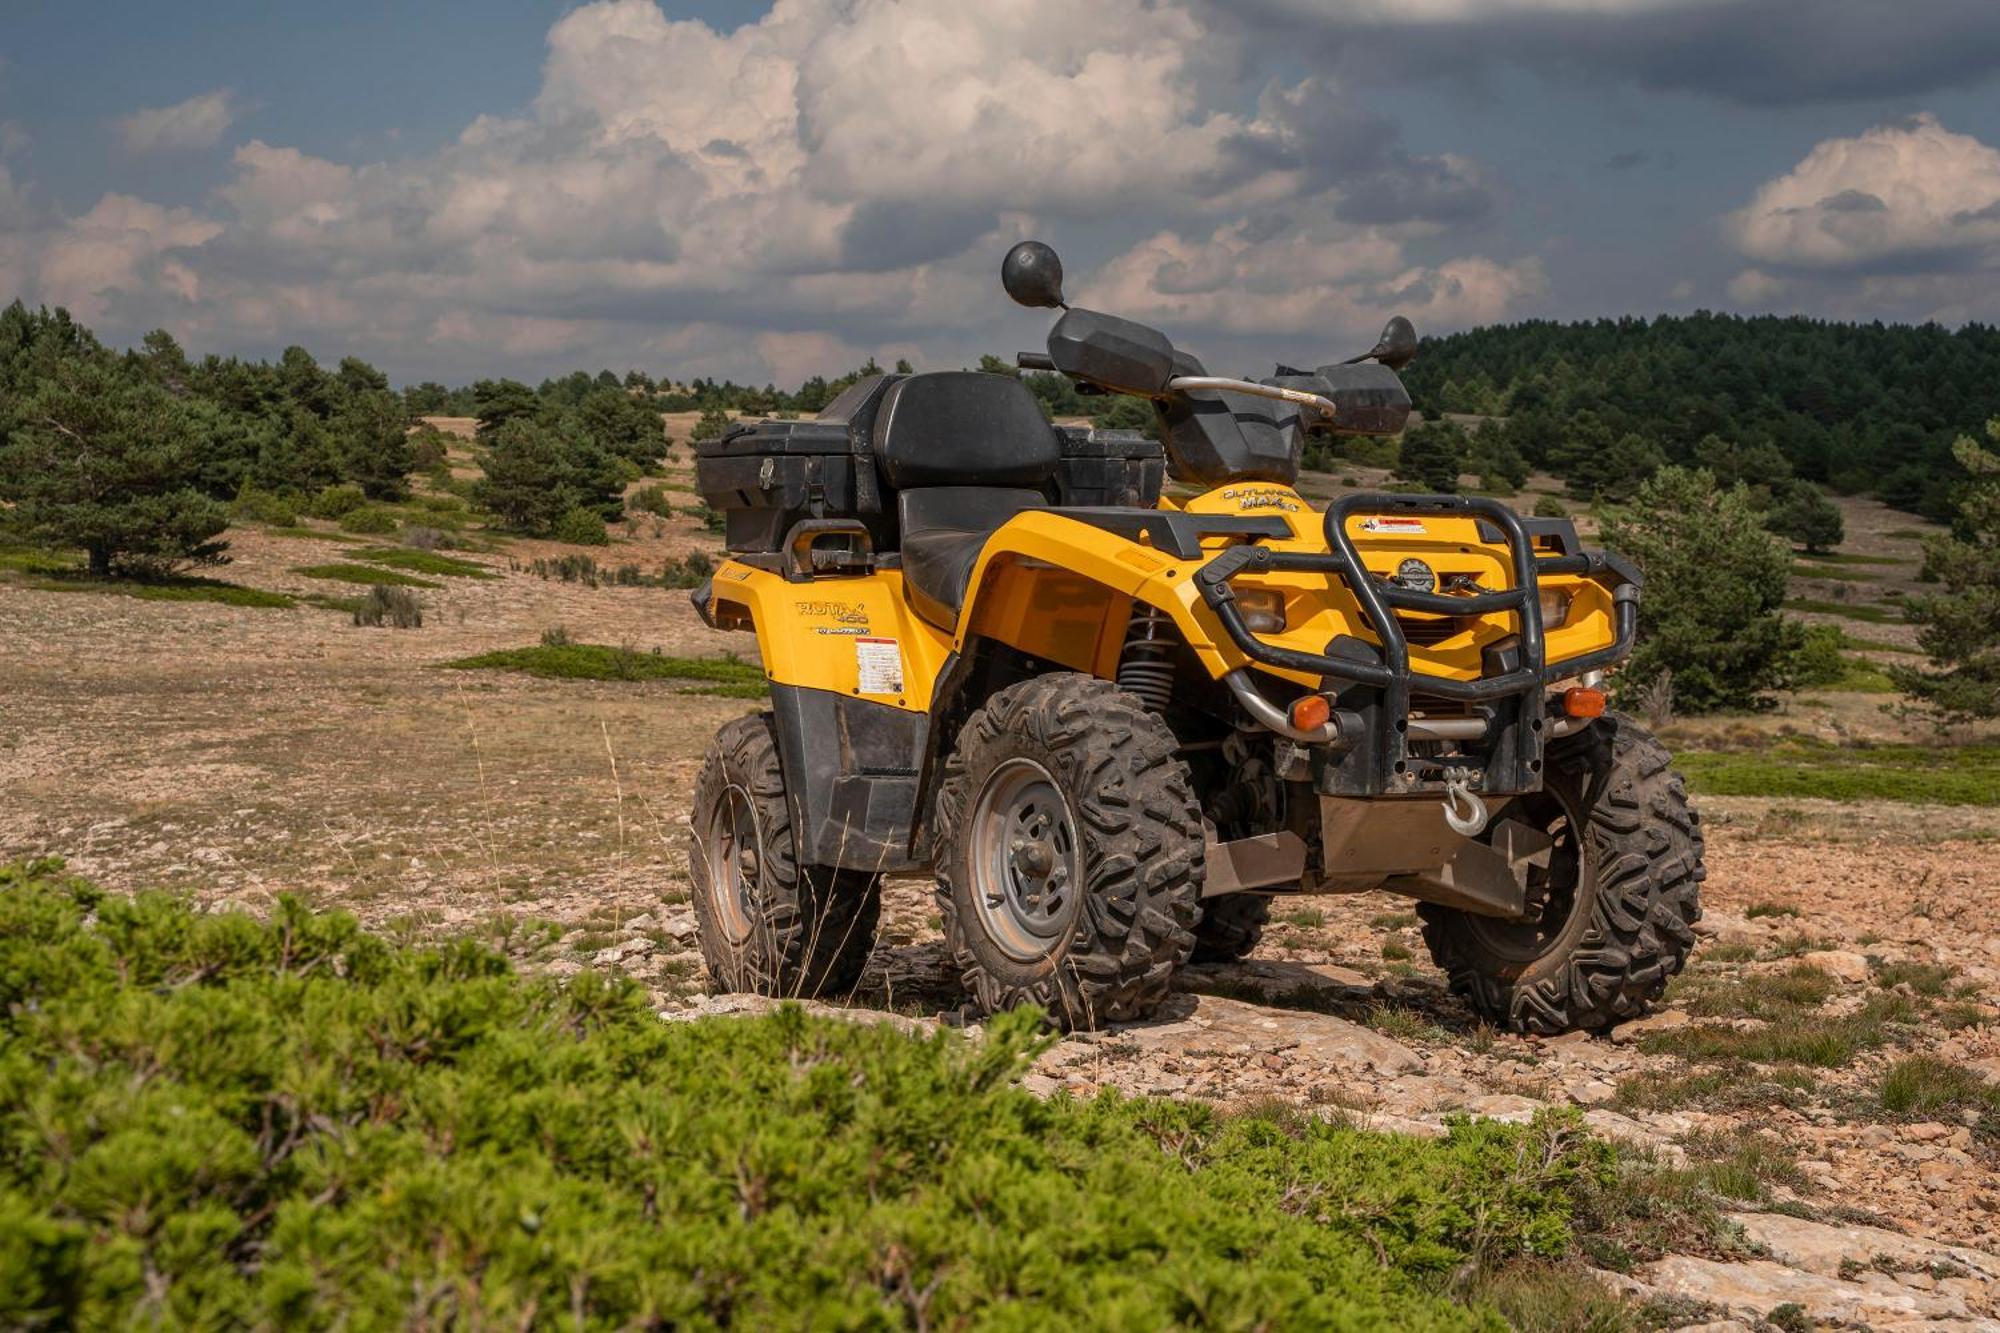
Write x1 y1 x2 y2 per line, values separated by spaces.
1728 1210 2000 1282
1639 1255 1973 1325
1798 949 1871 984
1117 993 1425 1075
1609 1007 1690 1044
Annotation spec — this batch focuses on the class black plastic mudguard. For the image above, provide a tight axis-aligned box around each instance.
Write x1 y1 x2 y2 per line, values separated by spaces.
767 684 928 873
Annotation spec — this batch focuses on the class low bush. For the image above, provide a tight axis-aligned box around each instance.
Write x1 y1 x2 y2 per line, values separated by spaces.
293 562 439 589
1674 741 2000 806
518 553 712 589
352 547 496 579
351 585 422 628
1640 993 1918 1067
1878 1055 2000 1130
0 862 1611 1328
1783 598 1904 625
27 575 296 609
553 505 610 546
305 483 368 519
228 486 299 528
442 644 765 692
337 506 401 535
627 483 674 518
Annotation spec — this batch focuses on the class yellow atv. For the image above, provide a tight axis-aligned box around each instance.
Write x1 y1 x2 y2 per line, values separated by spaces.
689 240 1703 1033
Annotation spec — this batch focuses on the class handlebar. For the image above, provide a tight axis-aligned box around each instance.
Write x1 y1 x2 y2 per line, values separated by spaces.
1016 351 1056 371
1165 375 1337 422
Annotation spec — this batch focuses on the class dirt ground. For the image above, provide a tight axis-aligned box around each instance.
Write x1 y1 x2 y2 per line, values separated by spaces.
4 464 1997 1324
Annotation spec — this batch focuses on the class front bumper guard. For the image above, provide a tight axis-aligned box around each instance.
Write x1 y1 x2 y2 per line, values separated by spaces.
1193 493 1640 797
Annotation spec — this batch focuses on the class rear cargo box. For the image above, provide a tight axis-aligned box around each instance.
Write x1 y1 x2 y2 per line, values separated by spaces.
1054 426 1166 508
694 375 898 554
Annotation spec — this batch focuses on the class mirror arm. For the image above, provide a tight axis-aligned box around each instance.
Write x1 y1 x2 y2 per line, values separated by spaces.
1164 375 1338 422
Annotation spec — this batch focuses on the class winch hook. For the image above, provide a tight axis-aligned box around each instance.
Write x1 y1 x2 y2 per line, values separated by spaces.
1441 770 1489 838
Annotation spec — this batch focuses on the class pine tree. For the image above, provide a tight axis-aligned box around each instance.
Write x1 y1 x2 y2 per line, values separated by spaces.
0 357 227 576
1763 478 1844 553
1394 421 1465 493
473 417 624 536
1600 467 1804 713
1894 422 2000 720
690 405 732 442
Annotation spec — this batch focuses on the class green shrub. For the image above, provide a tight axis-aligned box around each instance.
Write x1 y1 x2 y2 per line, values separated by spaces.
443 644 765 690
305 483 368 519
0 861 1610 1329
228 486 299 528
1532 495 1567 519
1674 741 2000 805
26 576 296 609
553 506 610 546
628 483 674 518
294 562 438 588
406 424 453 471
1878 1055 2000 1122
353 547 495 579
351 584 423 628
337 506 400 535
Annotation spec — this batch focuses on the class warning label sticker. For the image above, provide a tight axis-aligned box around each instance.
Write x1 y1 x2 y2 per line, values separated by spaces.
1361 516 1428 534
855 637 903 695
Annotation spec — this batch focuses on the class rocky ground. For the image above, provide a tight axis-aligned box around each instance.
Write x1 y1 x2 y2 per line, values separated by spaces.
4 491 1998 1329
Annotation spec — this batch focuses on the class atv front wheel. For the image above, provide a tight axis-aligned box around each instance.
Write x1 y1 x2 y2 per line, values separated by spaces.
688 714 881 998
934 674 1203 1029
1418 711 1703 1034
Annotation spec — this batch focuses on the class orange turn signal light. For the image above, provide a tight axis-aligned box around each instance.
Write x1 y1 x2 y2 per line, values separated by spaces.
1290 693 1333 732
1563 686 1607 718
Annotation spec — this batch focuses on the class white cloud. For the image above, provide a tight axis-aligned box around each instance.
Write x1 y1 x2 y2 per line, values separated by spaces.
1724 114 2000 320
114 90 237 153
1248 0 1728 20
1084 215 1546 350
1730 114 2000 270
1724 268 1785 305
6 0 1535 379
36 194 222 321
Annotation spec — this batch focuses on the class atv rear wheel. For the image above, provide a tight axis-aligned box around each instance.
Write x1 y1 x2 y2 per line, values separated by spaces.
1190 894 1271 963
1418 712 1703 1034
688 714 881 998
934 674 1203 1030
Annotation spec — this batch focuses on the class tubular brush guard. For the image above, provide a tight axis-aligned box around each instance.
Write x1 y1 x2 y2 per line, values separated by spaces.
1193 493 1640 799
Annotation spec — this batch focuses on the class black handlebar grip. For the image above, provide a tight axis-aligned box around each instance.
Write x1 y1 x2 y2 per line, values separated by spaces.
1016 352 1056 371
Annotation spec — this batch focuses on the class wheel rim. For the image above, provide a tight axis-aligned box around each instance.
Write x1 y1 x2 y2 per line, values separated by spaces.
1463 784 1590 967
968 757 1082 963
704 783 759 946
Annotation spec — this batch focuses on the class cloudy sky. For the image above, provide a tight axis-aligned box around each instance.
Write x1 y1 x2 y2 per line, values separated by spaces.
4 0 2000 386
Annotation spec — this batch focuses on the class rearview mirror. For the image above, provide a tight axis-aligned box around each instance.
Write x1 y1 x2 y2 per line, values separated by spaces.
1001 241 1067 309
1344 315 1418 371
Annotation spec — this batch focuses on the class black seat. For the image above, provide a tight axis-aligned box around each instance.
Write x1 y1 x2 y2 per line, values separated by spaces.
873 372 1060 631
899 487 1045 630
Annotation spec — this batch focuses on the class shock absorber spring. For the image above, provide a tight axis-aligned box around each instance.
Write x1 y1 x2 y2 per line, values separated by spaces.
1117 603 1177 712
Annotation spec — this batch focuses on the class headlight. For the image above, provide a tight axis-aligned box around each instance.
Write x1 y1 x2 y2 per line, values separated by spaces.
1539 587 1574 629
1237 588 1287 634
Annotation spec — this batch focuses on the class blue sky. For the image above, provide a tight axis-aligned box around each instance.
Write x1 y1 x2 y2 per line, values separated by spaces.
4 0 2000 385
